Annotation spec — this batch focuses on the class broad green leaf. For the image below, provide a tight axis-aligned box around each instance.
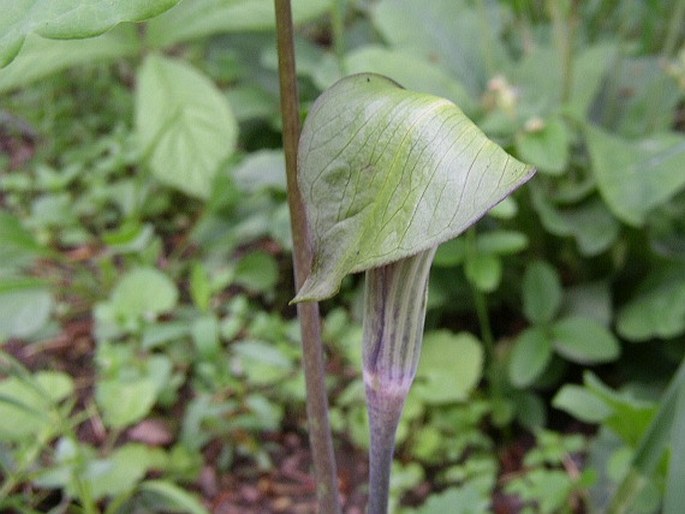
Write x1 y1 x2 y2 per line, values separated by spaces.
96 377 158 429
145 0 331 48
522 261 562 325
562 281 613 327
0 371 73 440
191 314 220 357
294 73 534 301
87 444 167 500
234 251 279 294
507 44 616 120
617 263 685 342
611 56 684 138
372 0 508 95
509 327 553 388
506 469 573 514
586 126 685 226
553 385 613 423
583 371 657 447
515 116 570 175
465 253 502 293
413 331 483 404
0 0 179 68
433 238 466 267
109 267 178 321
231 150 286 193
476 230 528 255
136 54 238 199
412 484 489 514
313 45 477 117
138 480 210 514
552 316 620 364
232 340 295 386
0 212 46 269
531 187 619 256
0 280 53 340
0 25 139 93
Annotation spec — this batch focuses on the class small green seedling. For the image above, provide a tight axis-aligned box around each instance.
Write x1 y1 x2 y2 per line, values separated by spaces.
293 73 534 513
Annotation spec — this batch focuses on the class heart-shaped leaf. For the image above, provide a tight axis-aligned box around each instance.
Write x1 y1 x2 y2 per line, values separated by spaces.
295 73 534 301
586 126 685 226
136 54 238 199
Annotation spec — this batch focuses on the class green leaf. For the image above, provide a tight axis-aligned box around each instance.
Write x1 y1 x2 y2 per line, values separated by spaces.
0 0 179 68
507 44 615 120
109 267 178 321
552 316 620 364
138 480 210 514
232 340 295 386
136 54 238 198
562 281 612 327
522 261 562 324
515 116 570 175
87 444 167 500
664 378 685 514
231 150 286 193
372 0 507 95
191 314 220 358
476 230 528 255
145 0 331 48
96 377 158 429
531 187 619 256
506 469 573 514
0 280 53 340
0 371 73 440
616 263 685 342
583 372 657 447
509 327 553 388
553 384 613 423
314 45 477 117
465 253 502 293
0 212 46 269
611 56 684 138
414 331 483 404
189 262 212 311
413 484 489 514
586 126 685 226
234 251 279 294
294 73 534 301
433 238 466 267
0 25 140 93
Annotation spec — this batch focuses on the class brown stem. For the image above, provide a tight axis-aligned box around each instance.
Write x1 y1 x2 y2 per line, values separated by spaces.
273 2 341 513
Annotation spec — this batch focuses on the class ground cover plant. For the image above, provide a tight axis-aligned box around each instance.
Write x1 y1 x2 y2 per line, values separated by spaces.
1 0 684 513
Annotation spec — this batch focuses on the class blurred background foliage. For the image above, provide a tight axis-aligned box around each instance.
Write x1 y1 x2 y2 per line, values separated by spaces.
0 0 684 512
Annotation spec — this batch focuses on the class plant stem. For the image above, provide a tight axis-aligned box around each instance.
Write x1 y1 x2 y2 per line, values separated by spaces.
662 0 685 58
273 2 341 513
363 247 437 514
547 0 576 104
331 0 348 74
607 357 685 514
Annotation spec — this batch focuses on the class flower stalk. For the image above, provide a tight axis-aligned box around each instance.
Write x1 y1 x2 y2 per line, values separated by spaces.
362 246 437 514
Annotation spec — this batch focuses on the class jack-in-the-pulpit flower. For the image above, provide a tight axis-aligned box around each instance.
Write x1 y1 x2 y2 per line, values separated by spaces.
293 73 534 514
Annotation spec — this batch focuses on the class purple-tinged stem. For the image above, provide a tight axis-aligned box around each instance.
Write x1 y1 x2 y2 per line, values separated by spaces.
362 246 437 514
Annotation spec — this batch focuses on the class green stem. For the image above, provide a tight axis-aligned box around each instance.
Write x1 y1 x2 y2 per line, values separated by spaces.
274 2 341 513
331 0 347 74
363 247 437 514
662 0 685 58
607 357 685 514
465 229 495 359
547 0 575 104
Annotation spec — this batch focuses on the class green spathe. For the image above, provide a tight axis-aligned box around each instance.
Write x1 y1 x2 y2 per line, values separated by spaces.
294 73 534 302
